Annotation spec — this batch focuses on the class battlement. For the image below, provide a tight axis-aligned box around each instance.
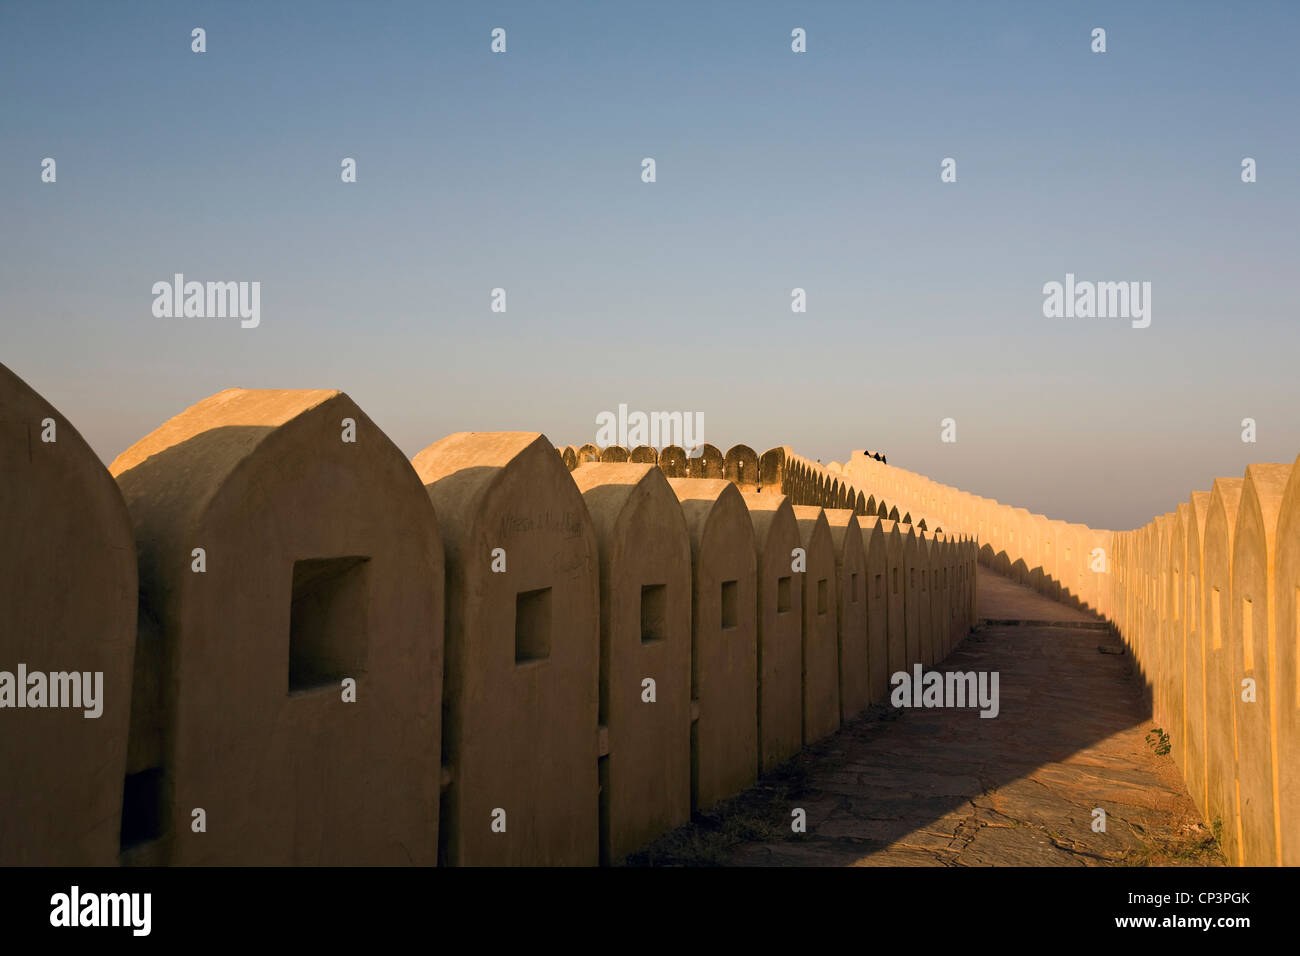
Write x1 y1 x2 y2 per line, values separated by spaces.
1 366 974 866
4 362 1294 866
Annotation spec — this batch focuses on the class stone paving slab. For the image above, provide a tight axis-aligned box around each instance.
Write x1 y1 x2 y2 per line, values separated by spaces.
629 567 1222 867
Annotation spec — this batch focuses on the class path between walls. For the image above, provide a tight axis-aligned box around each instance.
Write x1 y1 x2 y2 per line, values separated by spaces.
631 567 1222 867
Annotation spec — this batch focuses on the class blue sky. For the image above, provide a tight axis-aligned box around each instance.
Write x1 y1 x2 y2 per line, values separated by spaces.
3 1 1297 529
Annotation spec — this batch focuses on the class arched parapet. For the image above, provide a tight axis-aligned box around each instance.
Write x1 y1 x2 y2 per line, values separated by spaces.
931 531 948 659
577 443 600 465
1154 513 1176 708
1230 462 1291 866
112 388 444 866
859 518 891 704
1164 504 1190 772
1128 526 1142 639
0 363 137 865
902 525 924 669
878 520 907 680
724 444 759 491
865 494 876 518
878 500 889 520
687 443 724 480
1124 525 1140 652
628 445 658 465
953 535 967 631
919 531 939 666
939 534 957 656
1128 522 1151 661
572 463 691 864
792 506 840 744
600 444 629 463
965 533 979 629
1183 491 1212 820
739 492 802 772
1273 454 1300 865
1202 477 1245 865
760 446 791 494
938 533 959 658
667 478 757 809
559 445 579 471
658 445 687 478
823 509 869 716
979 542 995 567
788 461 804 503
414 430 596 865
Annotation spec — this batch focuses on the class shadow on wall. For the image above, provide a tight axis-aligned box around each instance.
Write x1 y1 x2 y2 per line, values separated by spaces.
106 388 445 868
7 364 1292 868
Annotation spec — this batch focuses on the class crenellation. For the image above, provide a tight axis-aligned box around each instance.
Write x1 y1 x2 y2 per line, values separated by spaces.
3 371 1295 866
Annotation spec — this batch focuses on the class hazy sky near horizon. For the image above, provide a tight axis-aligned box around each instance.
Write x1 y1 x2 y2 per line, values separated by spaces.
3 1 1297 531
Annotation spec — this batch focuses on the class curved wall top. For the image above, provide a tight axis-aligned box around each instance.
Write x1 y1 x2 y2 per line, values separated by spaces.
111 387 444 865
1 363 137 866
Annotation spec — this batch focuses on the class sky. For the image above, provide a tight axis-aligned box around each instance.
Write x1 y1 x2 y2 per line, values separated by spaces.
2 1 1297 530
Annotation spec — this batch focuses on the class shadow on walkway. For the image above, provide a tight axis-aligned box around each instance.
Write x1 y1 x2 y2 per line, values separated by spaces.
630 566 1223 867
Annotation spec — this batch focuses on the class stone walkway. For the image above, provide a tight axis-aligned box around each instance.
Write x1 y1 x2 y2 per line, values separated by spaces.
631 566 1222 866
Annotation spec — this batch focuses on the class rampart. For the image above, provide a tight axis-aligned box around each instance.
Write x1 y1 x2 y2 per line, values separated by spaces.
831 447 1298 866
26 366 1232 865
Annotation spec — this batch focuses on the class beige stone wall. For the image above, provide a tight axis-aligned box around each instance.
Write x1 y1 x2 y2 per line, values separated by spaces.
669 478 758 810
573 463 691 865
879 520 908 680
113 388 444 865
1195 479 1241 863
1114 464 1297 867
0 382 989 866
740 492 803 774
1229 464 1289 867
1274 464 1300 865
792 506 840 746
1 364 137 865
838 447 1300 866
415 431 596 865
21 372 1297 868
823 509 871 715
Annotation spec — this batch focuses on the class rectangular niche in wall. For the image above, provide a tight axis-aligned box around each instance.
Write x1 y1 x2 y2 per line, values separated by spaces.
289 556 371 693
720 580 738 630
640 584 667 645
515 586 554 664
